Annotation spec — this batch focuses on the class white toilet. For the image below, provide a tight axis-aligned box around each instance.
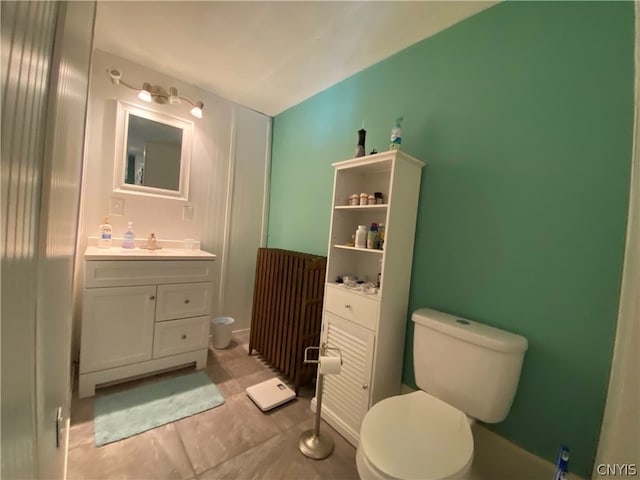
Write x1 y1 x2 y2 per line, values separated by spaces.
356 308 528 480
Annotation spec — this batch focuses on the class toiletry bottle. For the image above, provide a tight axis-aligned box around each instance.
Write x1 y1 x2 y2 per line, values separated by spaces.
389 117 403 150
378 223 385 249
98 217 112 248
122 221 136 249
354 128 366 158
355 225 367 249
367 223 379 249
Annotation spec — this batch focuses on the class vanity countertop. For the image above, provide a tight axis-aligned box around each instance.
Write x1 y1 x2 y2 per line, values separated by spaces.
84 246 216 261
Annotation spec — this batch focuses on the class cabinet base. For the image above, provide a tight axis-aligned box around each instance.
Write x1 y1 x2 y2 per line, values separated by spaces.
79 349 207 398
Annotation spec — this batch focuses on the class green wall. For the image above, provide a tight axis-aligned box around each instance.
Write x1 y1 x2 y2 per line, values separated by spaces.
267 2 633 477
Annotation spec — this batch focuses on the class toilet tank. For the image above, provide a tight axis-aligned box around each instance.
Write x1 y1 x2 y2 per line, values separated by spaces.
412 308 528 423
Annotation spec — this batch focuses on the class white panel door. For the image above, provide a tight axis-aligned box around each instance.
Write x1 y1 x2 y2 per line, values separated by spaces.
80 286 156 372
321 312 375 441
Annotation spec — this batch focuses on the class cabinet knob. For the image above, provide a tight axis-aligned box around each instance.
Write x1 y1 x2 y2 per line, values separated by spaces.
362 384 368 390
344 304 351 309
184 299 190 304
149 296 155 300
181 334 187 340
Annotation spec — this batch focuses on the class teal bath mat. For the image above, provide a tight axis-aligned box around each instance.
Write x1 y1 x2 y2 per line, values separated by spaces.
94 371 224 446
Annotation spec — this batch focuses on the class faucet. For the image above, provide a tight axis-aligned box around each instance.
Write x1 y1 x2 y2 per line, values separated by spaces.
143 233 159 250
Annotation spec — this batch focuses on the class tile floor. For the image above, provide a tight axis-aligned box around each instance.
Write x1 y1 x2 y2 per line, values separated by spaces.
67 330 358 480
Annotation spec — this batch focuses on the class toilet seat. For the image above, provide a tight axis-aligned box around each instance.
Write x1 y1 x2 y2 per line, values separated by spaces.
359 391 473 480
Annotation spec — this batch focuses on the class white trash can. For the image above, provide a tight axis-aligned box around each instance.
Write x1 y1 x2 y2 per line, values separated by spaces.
211 316 234 349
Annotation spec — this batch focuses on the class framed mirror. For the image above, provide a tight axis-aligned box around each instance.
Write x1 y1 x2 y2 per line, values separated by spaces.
113 101 193 200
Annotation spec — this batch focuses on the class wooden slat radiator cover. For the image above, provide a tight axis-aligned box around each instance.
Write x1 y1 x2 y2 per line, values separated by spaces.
249 248 326 393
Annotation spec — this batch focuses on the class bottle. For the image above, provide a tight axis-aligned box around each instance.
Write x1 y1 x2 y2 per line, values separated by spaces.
389 117 403 150
378 223 385 249
122 221 136 249
354 128 366 158
355 225 367 249
367 223 379 249
98 217 112 248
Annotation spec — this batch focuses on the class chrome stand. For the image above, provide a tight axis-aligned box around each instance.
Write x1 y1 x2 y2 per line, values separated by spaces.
298 343 342 460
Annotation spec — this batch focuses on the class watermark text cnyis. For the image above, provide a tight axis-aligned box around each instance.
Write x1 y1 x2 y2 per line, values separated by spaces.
596 464 638 477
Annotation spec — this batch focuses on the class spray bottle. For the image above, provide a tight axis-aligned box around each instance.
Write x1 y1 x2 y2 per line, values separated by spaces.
552 445 569 480
389 116 403 150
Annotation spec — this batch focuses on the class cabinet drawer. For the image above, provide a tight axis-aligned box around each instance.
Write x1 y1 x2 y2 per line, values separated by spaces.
153 316 209 359
85 260 214 288
324 285 378 331
156 282 213 321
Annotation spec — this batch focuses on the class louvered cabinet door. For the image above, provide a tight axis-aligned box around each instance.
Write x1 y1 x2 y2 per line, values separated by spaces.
320 311 375 443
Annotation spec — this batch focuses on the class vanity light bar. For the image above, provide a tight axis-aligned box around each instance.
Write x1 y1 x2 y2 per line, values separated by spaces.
107 68 204 119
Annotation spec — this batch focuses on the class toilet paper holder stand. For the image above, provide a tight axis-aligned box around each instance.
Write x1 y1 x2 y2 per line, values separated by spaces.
298 343 343 460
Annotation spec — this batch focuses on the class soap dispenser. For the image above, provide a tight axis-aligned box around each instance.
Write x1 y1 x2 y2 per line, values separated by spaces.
122 222 136 249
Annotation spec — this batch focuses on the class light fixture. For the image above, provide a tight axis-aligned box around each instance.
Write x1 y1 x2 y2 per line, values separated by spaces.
138 82 152 102
190 101 204 119
107 68 204 118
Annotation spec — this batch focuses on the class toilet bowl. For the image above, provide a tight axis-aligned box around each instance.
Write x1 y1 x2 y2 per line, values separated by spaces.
356 391 473 480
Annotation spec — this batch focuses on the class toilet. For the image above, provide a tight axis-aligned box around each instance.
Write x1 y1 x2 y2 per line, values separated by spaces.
356 308 528 480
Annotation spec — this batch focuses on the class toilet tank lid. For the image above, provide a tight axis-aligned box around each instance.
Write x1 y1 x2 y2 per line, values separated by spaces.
412 308 528 353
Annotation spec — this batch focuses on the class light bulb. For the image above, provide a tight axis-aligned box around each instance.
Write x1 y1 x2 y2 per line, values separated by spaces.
169 87 180 105
190 101 204 119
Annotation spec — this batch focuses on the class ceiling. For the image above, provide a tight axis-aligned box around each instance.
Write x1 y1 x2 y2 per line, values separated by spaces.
94 1 496 117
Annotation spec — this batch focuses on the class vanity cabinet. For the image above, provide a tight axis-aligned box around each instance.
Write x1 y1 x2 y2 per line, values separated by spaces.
318 149 424 446
79 250 216 397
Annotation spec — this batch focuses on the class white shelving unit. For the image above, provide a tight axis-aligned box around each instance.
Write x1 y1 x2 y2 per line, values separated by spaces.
317 149 425 446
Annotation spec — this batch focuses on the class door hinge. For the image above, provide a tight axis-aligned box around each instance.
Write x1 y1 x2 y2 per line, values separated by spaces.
55 407 63 448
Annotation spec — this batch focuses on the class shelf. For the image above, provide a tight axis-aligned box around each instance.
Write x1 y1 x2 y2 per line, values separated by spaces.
334 205 387 211
326 282 380 299
333 245 383 254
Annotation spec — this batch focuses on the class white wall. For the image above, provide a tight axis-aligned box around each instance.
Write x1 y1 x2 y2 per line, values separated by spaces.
73 50 271 356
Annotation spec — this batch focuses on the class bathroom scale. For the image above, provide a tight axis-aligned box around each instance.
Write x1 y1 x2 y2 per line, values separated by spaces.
246 377 296 411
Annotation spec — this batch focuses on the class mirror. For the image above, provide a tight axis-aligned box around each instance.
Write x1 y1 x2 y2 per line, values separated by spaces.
114 101 193 200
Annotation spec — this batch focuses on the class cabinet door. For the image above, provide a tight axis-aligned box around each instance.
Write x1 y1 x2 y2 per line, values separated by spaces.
80 285 156 373
320 312 375 441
